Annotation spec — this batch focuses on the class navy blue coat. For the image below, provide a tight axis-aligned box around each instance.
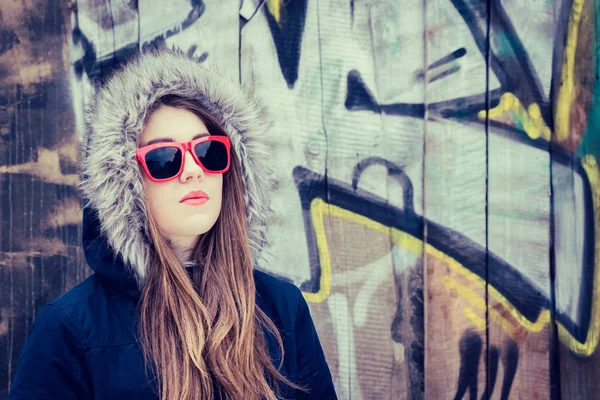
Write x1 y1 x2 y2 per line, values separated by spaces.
8 208 337 399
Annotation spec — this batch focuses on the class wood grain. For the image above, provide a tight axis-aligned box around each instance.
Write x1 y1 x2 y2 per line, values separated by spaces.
424 0 489 398
0 1 88 397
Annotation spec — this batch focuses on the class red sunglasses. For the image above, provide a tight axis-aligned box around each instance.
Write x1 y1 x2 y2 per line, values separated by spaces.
136 135 231 182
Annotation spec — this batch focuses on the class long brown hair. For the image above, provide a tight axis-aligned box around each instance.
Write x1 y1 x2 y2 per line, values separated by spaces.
136 95 304 399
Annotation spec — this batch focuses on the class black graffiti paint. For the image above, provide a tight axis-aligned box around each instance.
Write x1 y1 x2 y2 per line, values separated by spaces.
345 0 550 125
344 67 502 120
292 147 596 347
72 0 205 84
344 69 425 117
428 48 468 72
454 331 482 400
351 157 416 216
391 257 425 400
412 48 467 84
500 340 519 400
480 346 500 400
264 0 308 88
338 0 598 352
408 266 425 399
72 27 140 85
453 332 519 400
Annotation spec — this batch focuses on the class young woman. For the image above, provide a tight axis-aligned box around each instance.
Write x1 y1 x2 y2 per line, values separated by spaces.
9 47 336 400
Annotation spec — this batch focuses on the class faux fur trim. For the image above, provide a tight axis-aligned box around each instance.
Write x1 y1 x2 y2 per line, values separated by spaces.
78 46 275 285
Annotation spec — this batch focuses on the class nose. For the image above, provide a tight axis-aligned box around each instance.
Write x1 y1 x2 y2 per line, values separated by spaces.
179 149 205 182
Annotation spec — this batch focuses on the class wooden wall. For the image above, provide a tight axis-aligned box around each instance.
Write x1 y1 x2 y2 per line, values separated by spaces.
1 0 599 399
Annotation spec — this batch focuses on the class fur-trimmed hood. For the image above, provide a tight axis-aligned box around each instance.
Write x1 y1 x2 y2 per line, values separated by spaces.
78 47 275 291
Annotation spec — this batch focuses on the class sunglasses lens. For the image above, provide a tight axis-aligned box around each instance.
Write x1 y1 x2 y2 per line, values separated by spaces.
145 147 182 180
194 140 228 171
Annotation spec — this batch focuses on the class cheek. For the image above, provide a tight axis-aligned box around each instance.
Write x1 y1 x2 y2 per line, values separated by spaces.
212 174 224 206
143 180 179 228
143 179 175 208
202 175 224 219
198 174 224 225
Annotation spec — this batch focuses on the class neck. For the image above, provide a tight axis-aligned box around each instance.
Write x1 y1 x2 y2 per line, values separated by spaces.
172 246 194 264
166 235 199 264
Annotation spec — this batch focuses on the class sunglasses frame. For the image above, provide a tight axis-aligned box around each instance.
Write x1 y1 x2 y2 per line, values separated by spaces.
136 135 231 182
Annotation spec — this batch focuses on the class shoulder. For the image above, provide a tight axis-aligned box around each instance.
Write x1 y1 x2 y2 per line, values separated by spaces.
253 268 300 299
49 274 107 325
44 274 137 348
13 301 85 372
51 274 103 306
26 301 82 343
253 269 303 332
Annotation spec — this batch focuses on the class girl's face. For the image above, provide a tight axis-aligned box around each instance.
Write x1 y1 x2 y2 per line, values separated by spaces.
138 105 224 251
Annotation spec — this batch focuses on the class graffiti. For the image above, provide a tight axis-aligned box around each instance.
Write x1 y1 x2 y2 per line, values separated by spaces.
276 0 600 396
292 148 599 353
453 331 519 400
555 0 586 144
345 69 427 118
484 93 551 141
344 0 556 139
393 261 425 397
264 0 308 88
72 0 205 83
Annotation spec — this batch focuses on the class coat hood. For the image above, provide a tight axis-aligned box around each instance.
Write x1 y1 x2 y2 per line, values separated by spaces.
78 47 275 292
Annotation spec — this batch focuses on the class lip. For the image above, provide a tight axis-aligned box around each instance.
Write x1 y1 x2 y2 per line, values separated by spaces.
180 190 209 203
182 198 208 206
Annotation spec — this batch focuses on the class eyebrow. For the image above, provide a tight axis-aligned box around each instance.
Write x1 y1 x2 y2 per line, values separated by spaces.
142 132 209 147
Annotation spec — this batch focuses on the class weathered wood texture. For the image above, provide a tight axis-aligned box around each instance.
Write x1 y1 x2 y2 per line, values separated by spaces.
424 0 488 397
2 0 599 399
487 0 553 397
552 0 600 398
0 1 89 398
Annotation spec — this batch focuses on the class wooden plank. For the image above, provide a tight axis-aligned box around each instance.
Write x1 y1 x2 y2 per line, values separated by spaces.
423 0 489 398
240 0 326 298
241 0 424 398
321 2 425 398
0 0 88 397
486 130 553 400
160 0 240 76
239 0 337 394
73 0 139 83
360 2 428 399
551 0 600 396
240 0 347 395
71 0 141 143
485 0 554 398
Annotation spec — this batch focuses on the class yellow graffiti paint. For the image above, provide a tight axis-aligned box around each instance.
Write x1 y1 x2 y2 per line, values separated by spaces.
266 0 281 24
463 306 486 332
490 309 519 340
557 155 600 356
527 103 551 140
444 277 518 339
429 245 550 333
303 197 422 303
478 92 551 140
443 276 487 331
555 0 585 142
304 167 600 355
302 198 333 303
443 276 487 311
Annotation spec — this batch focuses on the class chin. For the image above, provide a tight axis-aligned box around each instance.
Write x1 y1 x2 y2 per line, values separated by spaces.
187 221 217 236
